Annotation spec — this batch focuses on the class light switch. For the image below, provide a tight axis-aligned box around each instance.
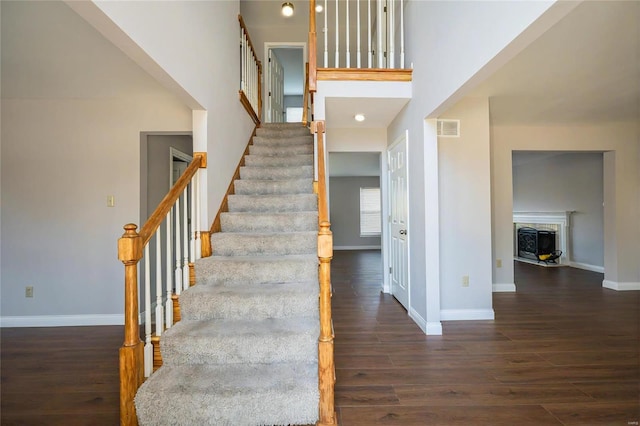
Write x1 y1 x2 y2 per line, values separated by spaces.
107 195 115 207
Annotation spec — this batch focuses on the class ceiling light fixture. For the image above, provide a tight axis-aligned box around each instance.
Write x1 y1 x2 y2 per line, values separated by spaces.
281 2 294 17
354 113 366 122
316 4 324 12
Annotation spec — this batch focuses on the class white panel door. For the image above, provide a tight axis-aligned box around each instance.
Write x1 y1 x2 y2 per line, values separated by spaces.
388 135 409 310
268 49 285 123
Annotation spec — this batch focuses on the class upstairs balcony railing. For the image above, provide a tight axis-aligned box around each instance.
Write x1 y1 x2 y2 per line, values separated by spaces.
316 0 405 70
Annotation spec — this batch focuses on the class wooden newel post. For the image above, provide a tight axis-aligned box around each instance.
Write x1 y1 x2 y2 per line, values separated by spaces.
118 224 144 426
317 221 337 426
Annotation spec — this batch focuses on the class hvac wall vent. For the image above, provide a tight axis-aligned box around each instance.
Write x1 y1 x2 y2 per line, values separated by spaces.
437 119 460 137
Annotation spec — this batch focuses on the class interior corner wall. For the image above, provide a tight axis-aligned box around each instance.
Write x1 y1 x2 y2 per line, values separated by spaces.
513 152 604 268
491 123 640 289
0 97 191 323
438 97 493 318
387 0 558 328
91 0 255 229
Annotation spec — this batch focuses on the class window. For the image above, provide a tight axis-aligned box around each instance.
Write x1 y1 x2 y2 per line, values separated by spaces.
360 187 381 236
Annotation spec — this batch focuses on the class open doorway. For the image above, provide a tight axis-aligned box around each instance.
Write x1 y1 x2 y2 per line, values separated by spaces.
264 43 306 123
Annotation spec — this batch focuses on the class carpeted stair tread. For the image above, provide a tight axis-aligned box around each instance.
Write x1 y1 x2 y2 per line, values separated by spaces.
240 164 313 180
244 153 313 167
252 135 313 146
160 317 318 365
221 211 317 232
195 254 318 286
210 231 317 256
250 143 313 156
234 178 314 195
227 194 317 212
179 281 319 321
135 362 318 426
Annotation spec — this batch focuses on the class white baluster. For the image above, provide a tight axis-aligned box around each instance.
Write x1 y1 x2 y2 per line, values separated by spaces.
346 0 350 68
240 29 244 92
190 178 196 267
143 245 152 377
389 0 395 69
335 0 339 67
357 0 361 68
368 0 372 68
323 0 328 67
155 228 164 338
174 198 183 295
400 0 405 68
165 210 173 328
195 171 201 260
377 0 384 68
182 188 189 291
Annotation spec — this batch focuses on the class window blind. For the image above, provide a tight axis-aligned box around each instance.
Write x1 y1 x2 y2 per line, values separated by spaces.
360 187 381 236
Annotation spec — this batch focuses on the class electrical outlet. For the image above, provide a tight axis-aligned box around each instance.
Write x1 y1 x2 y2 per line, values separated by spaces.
107 195 115 207
496 259 502 268
25 286 34 298
462 276 469 287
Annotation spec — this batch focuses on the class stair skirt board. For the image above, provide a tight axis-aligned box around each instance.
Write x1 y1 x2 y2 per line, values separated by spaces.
135 123 320 425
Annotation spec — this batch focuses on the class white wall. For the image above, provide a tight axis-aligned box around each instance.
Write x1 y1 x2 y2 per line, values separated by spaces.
438 97 494 319
387 1 561 332
1 97 191 325
492 123 640 290
75 0 256 229
513 152 604 269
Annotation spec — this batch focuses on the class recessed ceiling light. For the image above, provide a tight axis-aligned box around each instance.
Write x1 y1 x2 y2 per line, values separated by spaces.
315 4 324 12
354 113 366 122
281 2 294 17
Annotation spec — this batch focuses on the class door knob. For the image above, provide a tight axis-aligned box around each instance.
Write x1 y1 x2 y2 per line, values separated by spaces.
399 230 407 235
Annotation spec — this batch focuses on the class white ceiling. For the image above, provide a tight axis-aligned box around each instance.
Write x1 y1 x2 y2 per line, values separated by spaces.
3 1 637 128
0 1 175 100
469 0 640 125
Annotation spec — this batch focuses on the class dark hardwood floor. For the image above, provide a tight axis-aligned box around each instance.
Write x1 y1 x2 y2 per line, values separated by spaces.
333 250 639 425
1 250 638 425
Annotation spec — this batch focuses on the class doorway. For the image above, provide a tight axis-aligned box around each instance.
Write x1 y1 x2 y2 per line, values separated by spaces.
263 43 306 123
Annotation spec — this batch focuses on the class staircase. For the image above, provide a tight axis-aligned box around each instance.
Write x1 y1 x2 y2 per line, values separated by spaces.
135 123 320 425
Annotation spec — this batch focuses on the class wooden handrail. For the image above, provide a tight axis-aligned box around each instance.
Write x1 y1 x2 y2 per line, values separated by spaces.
139 153 205 246
313 120 337 426
303 62 310 125
238 15 258 64
308 0 317 93
118 152 205 425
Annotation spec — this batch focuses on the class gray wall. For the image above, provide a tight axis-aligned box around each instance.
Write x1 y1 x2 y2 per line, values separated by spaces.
329 176 381 249
513 152 604 267
284 95 303 108
142 135 193 223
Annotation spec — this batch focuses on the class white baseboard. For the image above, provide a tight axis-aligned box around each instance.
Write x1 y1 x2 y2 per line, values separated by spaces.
334 245 381 250
570 262 604 273
440 309 495 321
493 283 516 292
0 314 124 328
425 321 443 335
602 280 640 291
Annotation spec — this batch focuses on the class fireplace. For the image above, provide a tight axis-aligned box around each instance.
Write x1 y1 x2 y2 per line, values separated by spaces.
517 227 556 260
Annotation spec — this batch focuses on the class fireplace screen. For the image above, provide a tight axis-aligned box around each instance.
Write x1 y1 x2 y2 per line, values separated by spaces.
517 227 556 260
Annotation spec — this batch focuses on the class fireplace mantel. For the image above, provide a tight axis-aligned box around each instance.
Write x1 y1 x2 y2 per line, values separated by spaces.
513 211 574 265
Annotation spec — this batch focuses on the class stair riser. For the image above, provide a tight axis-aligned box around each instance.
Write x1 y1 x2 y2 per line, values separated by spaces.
221 212 317 232
252 136 312 146
227 194 317 212
210 232 317 256
234 179 313 195
250 144 313 156
244 154 313 167
195 257 318 286
240 165 313 180
255 127 311 138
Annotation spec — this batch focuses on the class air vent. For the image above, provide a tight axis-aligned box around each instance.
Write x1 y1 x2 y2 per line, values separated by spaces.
437 119 460 137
